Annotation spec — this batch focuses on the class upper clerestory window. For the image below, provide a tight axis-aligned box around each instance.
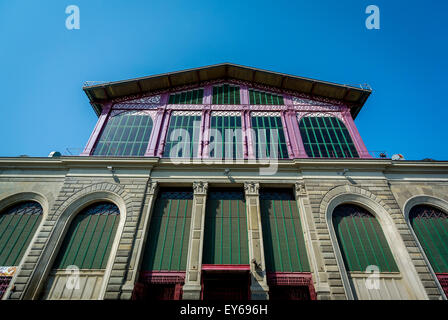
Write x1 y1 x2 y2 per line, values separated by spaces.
169 88 204 104
212 84 240 104
249 89 284 105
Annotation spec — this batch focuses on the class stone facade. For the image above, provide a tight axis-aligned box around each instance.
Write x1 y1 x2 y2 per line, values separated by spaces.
0 157 447 300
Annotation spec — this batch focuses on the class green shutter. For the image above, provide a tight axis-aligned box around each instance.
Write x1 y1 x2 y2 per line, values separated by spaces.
93 111 153 156
209 114 243 159
251 115 289 159
163 115 201 158
248 89 284 105
333 204 399 272
299 116 359 158
203 190 249 265
260 190 310 272
410 205 448 273
0 202 42 266
140 189 193 271
212 85 240 104
169 89 204 104
53 203 119 269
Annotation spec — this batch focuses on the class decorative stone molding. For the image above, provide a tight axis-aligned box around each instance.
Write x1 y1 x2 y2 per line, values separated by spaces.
295 182 307 198
244 182 260 196
147 181 158 196
193 181 208 195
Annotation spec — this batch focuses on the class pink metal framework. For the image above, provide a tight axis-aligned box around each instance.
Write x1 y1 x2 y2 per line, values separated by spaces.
82 80 370 160
436 273 448 297
201 264 250 271
267 272 317 300
0 276 12 300
132 271 185 300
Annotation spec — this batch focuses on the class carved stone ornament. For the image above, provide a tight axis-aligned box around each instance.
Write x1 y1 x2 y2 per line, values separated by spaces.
193 181 208 195
295 182 307 197
147 181 158 195
244 182 260 196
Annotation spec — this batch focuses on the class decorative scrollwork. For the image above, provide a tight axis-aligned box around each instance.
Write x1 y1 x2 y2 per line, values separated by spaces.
244 182 260 196
193 181 208 195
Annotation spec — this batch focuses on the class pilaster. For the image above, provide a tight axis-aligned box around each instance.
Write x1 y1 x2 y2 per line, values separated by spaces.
294 182 331 300
182 181 208 299
244 182 269 300
119 181 158 299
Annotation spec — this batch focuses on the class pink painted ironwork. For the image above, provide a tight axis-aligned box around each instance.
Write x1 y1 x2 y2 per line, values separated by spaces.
84 79 371 160
0 276 12 299
81 102 112 156
202 264 250 271
436 273 448 297
267 272 317 300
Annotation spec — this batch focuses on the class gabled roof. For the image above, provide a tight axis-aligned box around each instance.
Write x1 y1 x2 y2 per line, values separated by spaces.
83 63 372 118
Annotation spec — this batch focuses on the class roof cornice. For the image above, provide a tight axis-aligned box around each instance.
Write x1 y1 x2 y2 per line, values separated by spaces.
83 63 372 119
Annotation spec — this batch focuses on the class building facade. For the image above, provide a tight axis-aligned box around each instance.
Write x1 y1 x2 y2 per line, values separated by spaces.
0 64 447 300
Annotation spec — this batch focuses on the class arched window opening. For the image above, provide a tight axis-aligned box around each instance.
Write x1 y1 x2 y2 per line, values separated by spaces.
41 202 119 300
410 205 448 296
299 116 359 158
0 201 43 299
332 204 398 273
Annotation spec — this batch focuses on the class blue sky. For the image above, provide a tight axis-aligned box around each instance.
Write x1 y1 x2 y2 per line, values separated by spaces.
0 0 446 160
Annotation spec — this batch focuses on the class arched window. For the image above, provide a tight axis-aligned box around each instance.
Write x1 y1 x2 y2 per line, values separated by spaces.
52 202 119 269
410 205 448 296
332 204 398 272
0 201 42 267
93 111 154 156
299 116 359 158
0 201 42 299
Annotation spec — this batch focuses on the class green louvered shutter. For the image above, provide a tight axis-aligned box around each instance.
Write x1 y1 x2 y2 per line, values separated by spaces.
209 112 243 160
93 111 154 156
299 116 359 158
203 190 249 265
52 203 119 269
248 89 284 105
251 114 289 159
140 189 193 271
212 84 240 104
333 204 398 272
410 205 448 273
0 202 42 266
163 113 201 159
260 189 310 272
169 89 204 104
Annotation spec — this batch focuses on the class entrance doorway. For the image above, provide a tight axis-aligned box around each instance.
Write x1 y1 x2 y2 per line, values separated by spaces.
201 266 250 300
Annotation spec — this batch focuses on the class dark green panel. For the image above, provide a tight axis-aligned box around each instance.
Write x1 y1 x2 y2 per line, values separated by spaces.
251 116 289 159
209 115 243 160
169 89 204 104
260 190 310 272
0 202 42 266
333 204 399 272
212 85 240 105
248 89 284 105
52 203 119 270
299 116 359 159
163 115 201 158
410 205 448 273
93 111 153 156
203 190 248 265
140 190 193 271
